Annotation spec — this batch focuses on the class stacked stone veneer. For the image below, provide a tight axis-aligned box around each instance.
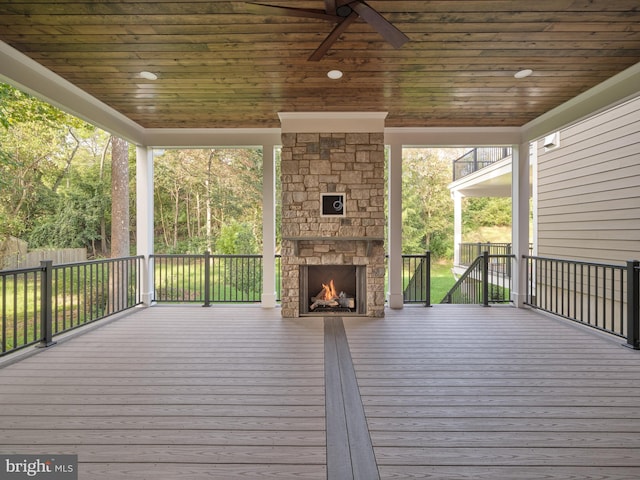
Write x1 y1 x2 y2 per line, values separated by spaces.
280 132 386 317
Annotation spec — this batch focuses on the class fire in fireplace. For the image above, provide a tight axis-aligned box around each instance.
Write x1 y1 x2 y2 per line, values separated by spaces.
300 265 366 315
310 279 355 311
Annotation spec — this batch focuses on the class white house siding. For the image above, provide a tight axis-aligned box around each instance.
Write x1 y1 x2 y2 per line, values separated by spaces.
536 95 640 265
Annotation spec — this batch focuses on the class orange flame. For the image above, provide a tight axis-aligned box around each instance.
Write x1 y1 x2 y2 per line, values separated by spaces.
319 279 338 300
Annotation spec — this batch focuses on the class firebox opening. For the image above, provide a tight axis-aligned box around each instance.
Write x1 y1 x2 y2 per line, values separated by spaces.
300 265 366 316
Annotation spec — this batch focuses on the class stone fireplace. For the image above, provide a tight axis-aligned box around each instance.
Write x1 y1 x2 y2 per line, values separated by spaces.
279 113 386 317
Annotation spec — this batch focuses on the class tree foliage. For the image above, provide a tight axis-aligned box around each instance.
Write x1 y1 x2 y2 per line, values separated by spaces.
402 149 460 258
0 83 111 258
153 148 263 254
463 197 512 230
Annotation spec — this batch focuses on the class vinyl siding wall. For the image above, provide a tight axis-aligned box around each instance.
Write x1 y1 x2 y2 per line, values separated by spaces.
536 95 640 265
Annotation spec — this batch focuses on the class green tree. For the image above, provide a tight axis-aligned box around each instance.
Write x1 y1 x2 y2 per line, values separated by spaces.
153 148 263 253
463 197 512 230
0 83 110 258
217 221 260 254
402 149 458 258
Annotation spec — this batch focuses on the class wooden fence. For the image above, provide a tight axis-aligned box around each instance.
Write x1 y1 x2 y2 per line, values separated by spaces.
1 248 87 270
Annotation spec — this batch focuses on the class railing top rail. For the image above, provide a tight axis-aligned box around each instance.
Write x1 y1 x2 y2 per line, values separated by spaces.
460 241 512 246
0 265 44 275
52 255 144 267
151 253 206 258
524 254 626 269
2 255 144 276
151 253 264 258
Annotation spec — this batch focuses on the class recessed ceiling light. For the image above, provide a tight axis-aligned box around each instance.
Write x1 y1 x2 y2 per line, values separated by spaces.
139 71 158 80
514 69 533 79
327 69 343 80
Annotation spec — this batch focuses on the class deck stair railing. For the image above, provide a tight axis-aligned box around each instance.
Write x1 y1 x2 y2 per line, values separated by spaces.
441 251 514 305
525 255 639 349
0 256 143 357
452 147 512 181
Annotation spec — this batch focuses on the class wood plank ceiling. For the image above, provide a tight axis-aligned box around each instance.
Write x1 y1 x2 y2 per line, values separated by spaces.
0 1 639 129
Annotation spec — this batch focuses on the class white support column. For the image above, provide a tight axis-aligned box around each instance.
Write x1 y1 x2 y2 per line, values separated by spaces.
531 141 539 257
387 143 404 309
511 140 530 308
262 144 277 308
452 190 463 267
136 145 155 306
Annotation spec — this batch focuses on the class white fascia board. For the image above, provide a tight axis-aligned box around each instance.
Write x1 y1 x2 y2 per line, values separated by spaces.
143 128 282 148
522 61 640 142
0 41 145 144
278 112 388 133
384 127 522 147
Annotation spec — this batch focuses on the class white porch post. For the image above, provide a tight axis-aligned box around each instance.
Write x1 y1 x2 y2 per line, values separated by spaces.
511 140 530 308
262 144 277 308
136 145 155 306
452 190 463 267
387 142 403 309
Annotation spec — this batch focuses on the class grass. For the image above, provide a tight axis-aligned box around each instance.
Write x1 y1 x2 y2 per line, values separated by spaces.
430 260 457 304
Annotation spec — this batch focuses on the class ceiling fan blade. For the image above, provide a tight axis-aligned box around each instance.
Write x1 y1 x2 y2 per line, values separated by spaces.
350 1 409 48
243 3 339 22
308 11 358 61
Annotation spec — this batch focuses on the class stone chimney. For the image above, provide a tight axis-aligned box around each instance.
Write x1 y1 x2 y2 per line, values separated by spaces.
279 113 387 317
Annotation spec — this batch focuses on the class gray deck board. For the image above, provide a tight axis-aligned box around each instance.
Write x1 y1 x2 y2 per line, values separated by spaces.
0 306 327 480
343 305 640 480
1 304 640 479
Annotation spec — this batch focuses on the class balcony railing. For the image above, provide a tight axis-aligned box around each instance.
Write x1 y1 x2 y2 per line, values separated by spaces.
151 253 280 304
452 147 512 181
152 252 432 306
3 252 637 357
458 242 534 269
1 256 143 357
459 242 513 267
525 256 639 349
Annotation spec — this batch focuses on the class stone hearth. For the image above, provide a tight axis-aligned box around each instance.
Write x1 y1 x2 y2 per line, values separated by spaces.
280 124 386 318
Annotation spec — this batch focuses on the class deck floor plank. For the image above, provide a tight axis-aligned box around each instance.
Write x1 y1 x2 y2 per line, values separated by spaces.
1 304 640 479
343 305 640 480
0 306 327 480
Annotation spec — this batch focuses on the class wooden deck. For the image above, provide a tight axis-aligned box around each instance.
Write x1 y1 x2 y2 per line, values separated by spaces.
1 305 640 479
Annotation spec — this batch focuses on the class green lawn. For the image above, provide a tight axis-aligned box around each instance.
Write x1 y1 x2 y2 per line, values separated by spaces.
430 261 456 304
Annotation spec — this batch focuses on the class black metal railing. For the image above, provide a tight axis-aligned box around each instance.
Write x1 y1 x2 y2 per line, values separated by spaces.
442 252 514 305
459 242 513 267
629 261 639 349
525 255 639 349
452 147 512 181
151 253 283 304
458 242 534 268
1 256 143 357
402 252 431 306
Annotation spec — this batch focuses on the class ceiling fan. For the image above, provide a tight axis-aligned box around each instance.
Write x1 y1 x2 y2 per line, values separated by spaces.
244 0 409 61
